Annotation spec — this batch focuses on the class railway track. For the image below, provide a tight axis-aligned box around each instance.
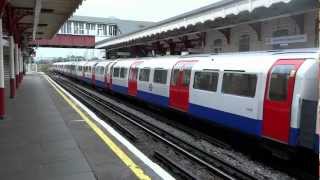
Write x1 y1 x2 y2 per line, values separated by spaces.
50 73 257 180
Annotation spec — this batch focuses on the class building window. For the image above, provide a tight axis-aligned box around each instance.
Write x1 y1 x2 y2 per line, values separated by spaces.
103 25 108 36
60 24 67 34
272 29 289 50
90 24 95 30
222 72 257 97
213 39 222 53
66 22 72 34
74 22 79 34
86 23 90 35
193 71 219 92
79 22 84 35
139 68 150 82
153 69 167 84
239 34 250 52
109 25 113 36
109 25 117 36
97 24 103 36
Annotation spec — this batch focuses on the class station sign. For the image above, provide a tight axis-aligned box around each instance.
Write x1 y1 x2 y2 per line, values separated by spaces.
266 34 307 45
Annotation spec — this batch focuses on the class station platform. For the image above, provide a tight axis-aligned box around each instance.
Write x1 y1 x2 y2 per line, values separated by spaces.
0 73 171 180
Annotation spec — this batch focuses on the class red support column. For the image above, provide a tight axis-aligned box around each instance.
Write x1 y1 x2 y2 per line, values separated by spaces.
0 18 5 119
9 36 15 98
18 48 22 84
14 44 19 89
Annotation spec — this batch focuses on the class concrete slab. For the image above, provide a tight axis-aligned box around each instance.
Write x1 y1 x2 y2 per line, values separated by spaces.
0 73 166 180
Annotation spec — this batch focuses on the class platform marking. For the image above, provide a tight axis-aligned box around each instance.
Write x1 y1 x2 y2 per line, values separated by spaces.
44 75 175 180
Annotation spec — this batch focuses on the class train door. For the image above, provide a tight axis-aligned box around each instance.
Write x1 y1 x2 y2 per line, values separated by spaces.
169 61 197 111
138 67 151 95
92 65 96 86
104 63 110 89
107 62 117 89
82 66 85 80
128 61 143 96
262 59 304 143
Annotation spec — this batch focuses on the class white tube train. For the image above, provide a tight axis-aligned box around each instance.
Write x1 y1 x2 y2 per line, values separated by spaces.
52 49 319 155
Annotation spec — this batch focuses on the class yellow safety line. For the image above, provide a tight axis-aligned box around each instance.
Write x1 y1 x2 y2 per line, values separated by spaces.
45 76 151 180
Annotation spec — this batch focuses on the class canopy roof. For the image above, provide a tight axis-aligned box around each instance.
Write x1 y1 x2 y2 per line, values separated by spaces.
96 0 317 49
8 0 83 41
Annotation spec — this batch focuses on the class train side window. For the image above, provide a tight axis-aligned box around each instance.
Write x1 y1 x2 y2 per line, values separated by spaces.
171 69 179 86
95 67 100 74
222 73 257 97
98 67 105 75
139 68 150 82
120 68 128 78
193 71 219 92
153 69 167 84
113 67 120 77
268 65 294 101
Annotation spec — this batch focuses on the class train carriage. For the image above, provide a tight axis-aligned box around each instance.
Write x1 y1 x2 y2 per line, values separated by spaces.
105 60 118 90
136 56 178 107
111 59 137 95
94 61 111 89
83 61 99 85
75 61 87 80
188 53 271 137
52 48 320 154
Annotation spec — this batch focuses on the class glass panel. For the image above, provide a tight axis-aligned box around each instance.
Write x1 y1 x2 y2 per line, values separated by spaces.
113 68 120 77
171 69 180 86
193 71 219 92
129 68 138 80
139 68 150 82
120 68 128 78
153 69 167 84
268 65 295 101
222 73 257 97
182 69 191 87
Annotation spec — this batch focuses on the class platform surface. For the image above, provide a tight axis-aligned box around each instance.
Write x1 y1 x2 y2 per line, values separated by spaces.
0 73 163 180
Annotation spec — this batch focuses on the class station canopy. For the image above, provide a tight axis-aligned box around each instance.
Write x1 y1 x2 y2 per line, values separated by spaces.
95 0 318 50
8 0 83 42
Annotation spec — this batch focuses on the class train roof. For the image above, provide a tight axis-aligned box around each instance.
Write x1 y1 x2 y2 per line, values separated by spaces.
137 56 180 69
84 61 100 66
95 61 113 67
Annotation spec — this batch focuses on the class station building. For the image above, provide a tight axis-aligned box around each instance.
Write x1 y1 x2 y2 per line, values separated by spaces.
95 0 319 58
58 16 154 42
32 16 154 59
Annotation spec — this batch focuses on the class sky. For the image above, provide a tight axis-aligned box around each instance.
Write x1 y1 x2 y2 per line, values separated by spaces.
74 0 216 22
35 0 219 60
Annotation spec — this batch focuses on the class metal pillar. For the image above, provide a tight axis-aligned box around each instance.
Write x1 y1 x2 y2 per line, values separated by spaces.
0 18 5 118
9 36 15 98
19 49 22 83
14 44 19 88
